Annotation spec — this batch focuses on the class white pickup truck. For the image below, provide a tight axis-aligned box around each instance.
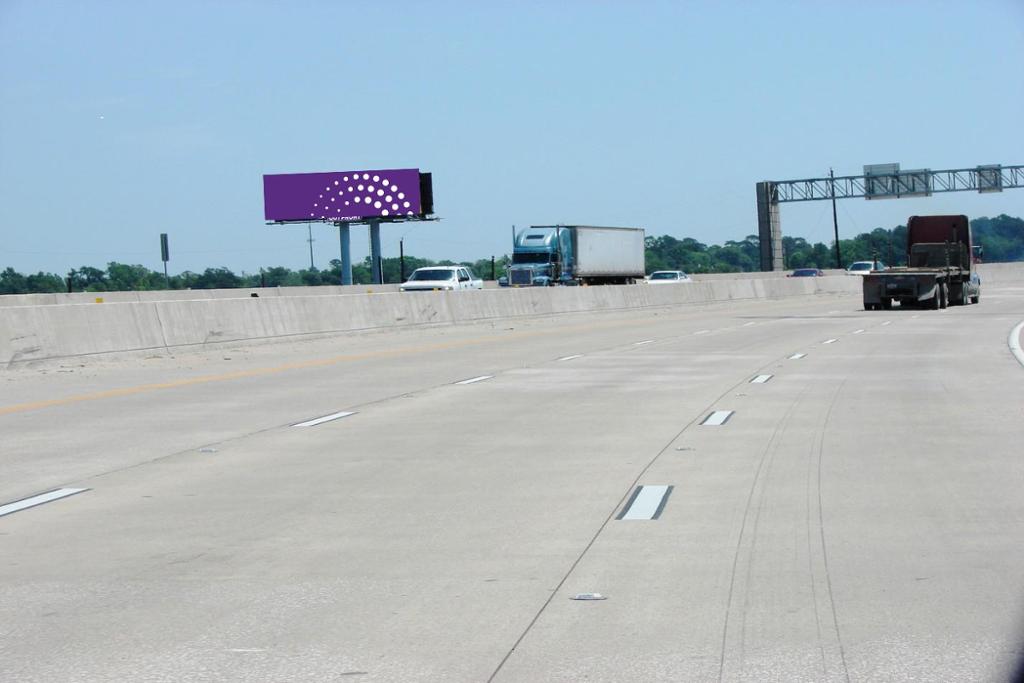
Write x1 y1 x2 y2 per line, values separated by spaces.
399 266 484 292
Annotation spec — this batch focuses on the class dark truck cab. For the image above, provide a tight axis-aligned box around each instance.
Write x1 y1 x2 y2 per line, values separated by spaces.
862 215 981 310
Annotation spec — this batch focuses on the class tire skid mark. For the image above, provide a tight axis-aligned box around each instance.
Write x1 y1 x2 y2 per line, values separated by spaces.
717 390 805 682
813 380 852 683
738 393 801 664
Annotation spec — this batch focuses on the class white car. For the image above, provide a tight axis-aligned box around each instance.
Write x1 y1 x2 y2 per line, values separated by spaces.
846 261 886 275
400 266 483 291
647 270 693 284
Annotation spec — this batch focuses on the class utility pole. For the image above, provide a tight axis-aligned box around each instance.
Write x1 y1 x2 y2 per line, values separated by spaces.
829 168 842 269
400 239 405 282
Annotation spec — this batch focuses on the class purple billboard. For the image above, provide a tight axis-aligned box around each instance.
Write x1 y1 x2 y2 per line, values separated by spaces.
263 168 423 222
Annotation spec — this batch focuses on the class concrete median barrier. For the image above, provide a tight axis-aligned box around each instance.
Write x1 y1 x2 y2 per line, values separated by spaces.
0 268 973 366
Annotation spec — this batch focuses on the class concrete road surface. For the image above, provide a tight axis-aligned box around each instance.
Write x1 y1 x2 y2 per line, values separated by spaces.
2 287 1024 682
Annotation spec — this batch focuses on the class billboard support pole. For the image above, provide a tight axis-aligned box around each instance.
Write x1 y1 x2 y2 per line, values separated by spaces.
338 224 352 286
369 220 383 285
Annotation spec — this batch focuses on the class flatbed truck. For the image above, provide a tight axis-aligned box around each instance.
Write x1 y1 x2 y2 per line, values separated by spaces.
862 215 980 310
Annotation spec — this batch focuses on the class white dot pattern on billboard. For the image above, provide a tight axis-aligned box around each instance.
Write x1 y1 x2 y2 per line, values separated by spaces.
309 175 416 220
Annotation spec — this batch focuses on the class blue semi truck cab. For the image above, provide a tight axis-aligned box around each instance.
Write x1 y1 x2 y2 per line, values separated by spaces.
506 227 575 286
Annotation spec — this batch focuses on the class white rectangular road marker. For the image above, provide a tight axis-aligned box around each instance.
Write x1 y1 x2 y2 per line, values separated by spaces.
455 375 493 385
701 410 734 426
788 353 806 360
750 374 773 384
853 329 865 334
293 411 356 427
0 488 89 518
881 321 892 326
743 322 757 327
693 329 710 335
633 340 655 346
558 354 583 362
822 339 838 344
617 485 673 520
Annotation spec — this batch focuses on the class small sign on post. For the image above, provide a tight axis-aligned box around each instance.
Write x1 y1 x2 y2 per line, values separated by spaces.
160 233 170 289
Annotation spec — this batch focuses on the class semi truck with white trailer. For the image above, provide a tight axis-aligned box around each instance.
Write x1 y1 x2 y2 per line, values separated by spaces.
505 225 645 286
862 215 981 310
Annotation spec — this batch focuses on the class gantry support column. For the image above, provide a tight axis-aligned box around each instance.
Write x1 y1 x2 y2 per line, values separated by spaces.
756 181 784 271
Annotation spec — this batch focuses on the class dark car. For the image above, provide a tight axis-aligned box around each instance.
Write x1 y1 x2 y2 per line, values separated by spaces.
788 268 824 277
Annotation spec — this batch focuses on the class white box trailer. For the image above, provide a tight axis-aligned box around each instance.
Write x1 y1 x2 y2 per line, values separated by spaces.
571 226 646 280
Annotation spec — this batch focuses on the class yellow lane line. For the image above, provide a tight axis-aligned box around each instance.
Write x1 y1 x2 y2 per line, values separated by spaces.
7 294 803 417
0 313 662 417
0 337 493 416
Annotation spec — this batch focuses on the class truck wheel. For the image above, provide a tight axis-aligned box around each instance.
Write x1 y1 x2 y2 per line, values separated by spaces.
939 283 948 309
881 298 892 310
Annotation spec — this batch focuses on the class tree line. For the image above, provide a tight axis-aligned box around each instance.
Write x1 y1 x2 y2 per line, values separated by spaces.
2 215 1021 295
0 255 510 295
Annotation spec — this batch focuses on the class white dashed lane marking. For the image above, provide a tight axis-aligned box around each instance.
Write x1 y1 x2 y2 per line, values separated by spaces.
617 485 673 520
701 410 734 426
0 488 89 518
455 375 493 385
293 411 356 427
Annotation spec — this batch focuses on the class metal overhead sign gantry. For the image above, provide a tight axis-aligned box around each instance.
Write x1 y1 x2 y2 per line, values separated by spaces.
756 164 1024 271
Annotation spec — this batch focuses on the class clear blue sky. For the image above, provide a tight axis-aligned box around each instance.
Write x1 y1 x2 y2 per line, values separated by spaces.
2 1 1022 275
